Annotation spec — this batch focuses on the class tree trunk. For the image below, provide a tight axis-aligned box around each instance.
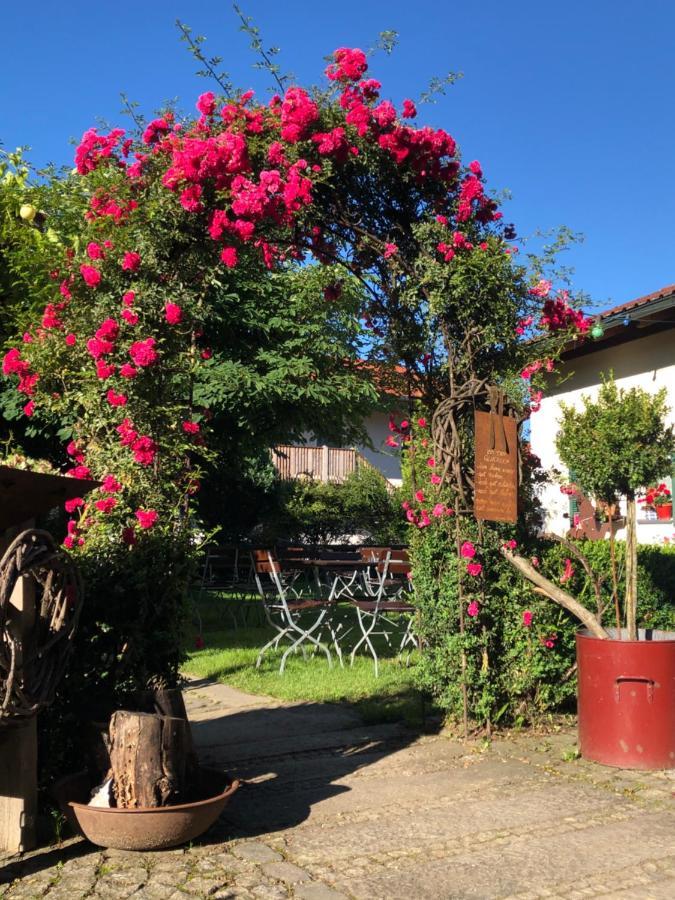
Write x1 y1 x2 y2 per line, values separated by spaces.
607 508 622 635
624 496 638 640
108 710 189 809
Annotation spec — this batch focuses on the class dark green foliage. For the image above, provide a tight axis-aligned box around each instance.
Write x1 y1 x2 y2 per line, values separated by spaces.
541 539 675 633
262 466 406 546
556 377 674 502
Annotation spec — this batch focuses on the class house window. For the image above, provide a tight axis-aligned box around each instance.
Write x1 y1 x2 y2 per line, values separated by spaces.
568 470 579 523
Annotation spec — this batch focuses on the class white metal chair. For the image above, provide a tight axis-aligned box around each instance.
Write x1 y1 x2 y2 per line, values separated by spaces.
350 550 417 676
251 549 342 674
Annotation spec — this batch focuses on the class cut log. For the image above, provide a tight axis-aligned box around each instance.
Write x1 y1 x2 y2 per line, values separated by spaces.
108 710 189 809
133 687 198 769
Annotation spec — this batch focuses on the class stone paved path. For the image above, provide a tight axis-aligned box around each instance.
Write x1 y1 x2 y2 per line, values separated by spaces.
1 679 674 899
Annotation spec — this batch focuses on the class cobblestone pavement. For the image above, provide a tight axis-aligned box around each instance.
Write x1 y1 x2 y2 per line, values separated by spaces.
1 679 673 899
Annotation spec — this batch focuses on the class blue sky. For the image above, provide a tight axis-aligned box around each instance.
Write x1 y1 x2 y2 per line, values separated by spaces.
2 1 673 311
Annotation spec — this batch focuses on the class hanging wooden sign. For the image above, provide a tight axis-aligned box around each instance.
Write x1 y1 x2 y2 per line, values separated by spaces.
473 410 518 523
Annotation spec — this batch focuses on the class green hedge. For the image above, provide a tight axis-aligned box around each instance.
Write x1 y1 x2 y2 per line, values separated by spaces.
412 534 675 727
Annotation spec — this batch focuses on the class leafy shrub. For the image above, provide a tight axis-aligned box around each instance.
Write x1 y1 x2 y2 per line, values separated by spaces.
262 465 405 545
413 532 675 727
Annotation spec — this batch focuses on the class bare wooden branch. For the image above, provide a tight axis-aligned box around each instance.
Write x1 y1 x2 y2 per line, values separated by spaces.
501 548 610 640
541 531 606 621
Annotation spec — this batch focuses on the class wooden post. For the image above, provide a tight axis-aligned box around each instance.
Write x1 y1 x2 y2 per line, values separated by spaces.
321 445 329 483
0 524 37 854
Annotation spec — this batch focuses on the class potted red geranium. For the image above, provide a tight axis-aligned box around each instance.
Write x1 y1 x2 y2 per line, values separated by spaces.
641 483 673 520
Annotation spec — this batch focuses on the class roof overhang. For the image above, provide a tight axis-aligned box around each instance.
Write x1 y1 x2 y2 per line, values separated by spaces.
562 286 675 362
0 466 99 532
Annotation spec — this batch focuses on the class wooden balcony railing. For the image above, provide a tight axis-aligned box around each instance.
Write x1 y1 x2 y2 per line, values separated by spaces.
271 445 394 491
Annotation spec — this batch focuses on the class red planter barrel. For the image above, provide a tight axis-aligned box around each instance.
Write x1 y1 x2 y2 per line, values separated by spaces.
655 503 672 520
576 629 675 769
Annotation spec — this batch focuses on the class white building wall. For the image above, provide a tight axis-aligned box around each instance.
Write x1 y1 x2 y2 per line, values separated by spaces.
530 329 675 544
358 410 402 485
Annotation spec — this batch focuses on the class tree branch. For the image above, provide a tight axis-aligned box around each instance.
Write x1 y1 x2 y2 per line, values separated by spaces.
500 548 609 640
541 531 606 621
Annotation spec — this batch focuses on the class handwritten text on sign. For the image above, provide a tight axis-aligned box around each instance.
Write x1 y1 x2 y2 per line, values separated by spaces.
474 411 518 523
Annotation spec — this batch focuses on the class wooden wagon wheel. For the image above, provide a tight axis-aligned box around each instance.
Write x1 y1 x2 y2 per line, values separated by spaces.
0 529 83 725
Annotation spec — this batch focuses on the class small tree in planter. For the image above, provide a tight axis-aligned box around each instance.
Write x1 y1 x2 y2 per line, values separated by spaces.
502 375 675 768
556 377 674 640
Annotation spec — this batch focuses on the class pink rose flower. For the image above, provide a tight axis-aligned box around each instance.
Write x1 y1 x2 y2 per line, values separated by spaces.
522 610 533 627
220 247 238 268
402 99 417 119
122 251 141 272
182 421 200 434
129 338 158 367
460 541 476 559
106 390 127 407
196 91 216 116
560 558 574 584
132 435 157 466
66 465 91 479
80 265 101 287
96 360 116 380
165 303 182 325
96 318 119 342
414 490 425 503
135 508 158 529
101 475 122 493
65 497 84 514
467 600 480 617
65 333 77 346
466 562 482 577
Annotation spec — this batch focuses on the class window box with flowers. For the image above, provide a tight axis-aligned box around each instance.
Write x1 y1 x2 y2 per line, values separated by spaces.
639 483 673 521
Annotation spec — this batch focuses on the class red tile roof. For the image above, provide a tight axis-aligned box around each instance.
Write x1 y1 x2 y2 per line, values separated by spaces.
598 284 675 319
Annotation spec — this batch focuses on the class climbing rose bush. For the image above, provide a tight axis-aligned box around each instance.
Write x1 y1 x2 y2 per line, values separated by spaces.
2 45 591 701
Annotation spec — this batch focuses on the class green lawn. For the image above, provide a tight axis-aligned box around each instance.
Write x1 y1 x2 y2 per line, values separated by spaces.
183 594 428 726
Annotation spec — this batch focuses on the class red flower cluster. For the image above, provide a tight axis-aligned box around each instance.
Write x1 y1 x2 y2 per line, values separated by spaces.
540 294 591 334
640 483 672 507
129 338 158 367
326 48 368 83
116 418 158 466
75 127 126 175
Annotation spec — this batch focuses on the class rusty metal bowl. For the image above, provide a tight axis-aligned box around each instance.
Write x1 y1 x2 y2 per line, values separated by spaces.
53 768 240 850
